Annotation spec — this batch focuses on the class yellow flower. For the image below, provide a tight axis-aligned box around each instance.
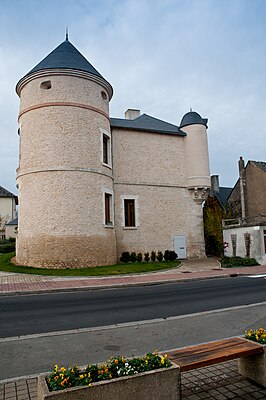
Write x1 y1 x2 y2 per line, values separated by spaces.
60 367 66 372
161 357 165 365
80 375 84 379
87 372 91 378
115 359 119 364
105 369 109 373
145 360 148 365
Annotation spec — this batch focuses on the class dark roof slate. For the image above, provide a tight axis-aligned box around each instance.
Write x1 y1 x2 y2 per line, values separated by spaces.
216 187 232 208
251 161 266 173
110 114 186 136
180 111 208 128
28 39 104 78
0 186 17 198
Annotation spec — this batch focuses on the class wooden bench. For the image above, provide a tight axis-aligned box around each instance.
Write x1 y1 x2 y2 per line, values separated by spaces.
167 337 263 372
166 337 266 394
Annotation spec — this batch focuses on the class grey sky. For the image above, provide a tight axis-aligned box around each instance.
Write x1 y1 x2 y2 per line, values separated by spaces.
1 0 265 193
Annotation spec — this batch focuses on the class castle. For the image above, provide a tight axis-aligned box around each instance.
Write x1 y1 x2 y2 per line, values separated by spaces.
15 36 211 268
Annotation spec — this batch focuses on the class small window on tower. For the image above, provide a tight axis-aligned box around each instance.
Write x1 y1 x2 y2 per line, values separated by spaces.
40 81 52 90
101 130 112 168
124 199 136 227
101 91 107 100
104 192 113 226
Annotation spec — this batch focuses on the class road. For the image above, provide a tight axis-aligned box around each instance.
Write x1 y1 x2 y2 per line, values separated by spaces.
1 275 266 338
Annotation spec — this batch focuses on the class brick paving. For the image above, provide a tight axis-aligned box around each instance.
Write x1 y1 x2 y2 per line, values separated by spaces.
1 361 266 399
1 259 266 295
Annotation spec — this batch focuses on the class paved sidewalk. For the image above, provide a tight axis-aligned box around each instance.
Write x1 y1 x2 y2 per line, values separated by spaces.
1 258 266 295
1 360 266 399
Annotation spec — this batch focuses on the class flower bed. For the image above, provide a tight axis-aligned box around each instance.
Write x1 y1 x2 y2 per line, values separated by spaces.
238 329 266 387
38 352 180 400
244 328 266 344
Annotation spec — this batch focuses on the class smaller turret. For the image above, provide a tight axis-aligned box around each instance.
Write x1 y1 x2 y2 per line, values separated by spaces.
180 110 211 201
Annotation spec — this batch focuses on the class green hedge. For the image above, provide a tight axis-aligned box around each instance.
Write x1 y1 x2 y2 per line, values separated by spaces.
221 256 259 268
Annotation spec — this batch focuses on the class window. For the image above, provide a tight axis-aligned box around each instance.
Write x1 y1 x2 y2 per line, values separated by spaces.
103 134 109 165
40 80 51 90
101 129 112 168
105 193 112 225
103 190 114 227
264 230 266 254
124 199 135 227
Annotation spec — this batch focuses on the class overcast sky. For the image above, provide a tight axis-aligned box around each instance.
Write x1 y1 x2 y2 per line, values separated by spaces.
1 0 266 193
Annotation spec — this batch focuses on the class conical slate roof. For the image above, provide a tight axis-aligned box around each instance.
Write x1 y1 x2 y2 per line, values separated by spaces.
27 38 104 78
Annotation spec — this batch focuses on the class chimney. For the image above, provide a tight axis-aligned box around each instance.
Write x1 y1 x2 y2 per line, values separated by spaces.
125 109 140 120
238 156 246 221
211 175 219 196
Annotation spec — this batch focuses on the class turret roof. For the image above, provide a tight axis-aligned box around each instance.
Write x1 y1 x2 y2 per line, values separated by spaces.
27 38 104 78
179 111 208 128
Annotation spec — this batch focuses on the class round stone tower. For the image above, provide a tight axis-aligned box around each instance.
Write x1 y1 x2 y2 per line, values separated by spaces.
180 111 211 198
16 36 117 268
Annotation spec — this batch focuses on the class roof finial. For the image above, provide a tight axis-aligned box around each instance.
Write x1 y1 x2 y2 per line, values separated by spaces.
65 26 69 41
190 107 192 112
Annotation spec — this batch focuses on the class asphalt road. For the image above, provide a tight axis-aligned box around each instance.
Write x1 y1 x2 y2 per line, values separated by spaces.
1 275 266 338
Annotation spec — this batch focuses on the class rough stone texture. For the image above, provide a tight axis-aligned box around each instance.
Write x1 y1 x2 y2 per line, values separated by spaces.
112 128 206 259
16 72 116 268
238 344 266 387
38 365 180 400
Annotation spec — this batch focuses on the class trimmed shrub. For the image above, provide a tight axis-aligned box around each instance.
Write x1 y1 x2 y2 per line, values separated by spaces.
221 256 259 268
120 252 131 263
164 250 170 261
8 237 16 243
144 252 150 262
137 253 143 262
157 251 163 262
130 252 137 262
150 251 156 262
168 251 177 261
0 243 15 253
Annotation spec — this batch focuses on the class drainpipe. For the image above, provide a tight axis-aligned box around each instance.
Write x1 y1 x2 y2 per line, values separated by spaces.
238 156 246 222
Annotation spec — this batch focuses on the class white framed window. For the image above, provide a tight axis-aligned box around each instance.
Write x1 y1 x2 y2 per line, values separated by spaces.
121 195 139 229
102 188 114 227
100 128 112 168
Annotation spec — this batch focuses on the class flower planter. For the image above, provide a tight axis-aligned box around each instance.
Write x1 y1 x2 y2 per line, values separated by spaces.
238 342 266 387
38 363 181 400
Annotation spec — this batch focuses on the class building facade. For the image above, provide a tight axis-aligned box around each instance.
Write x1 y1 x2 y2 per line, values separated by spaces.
15 37 211 268
223 158 266 264
0 186 17 239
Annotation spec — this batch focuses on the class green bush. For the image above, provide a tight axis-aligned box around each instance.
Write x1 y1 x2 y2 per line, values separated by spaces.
120 252 130 263
130 252 137 262
150 251 156 262
137 253 143 262
164 250 170 261
157 251 163 262
0 243 15 253
168 251 177 261
8 237 16 243
221 256 259 268
144 252 150 262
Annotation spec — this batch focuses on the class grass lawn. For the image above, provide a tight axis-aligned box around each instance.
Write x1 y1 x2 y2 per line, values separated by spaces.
0 252 181 276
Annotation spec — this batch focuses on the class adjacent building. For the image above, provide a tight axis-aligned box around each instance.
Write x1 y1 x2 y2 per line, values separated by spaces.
15 37 211 268
0 185 17 239
223 158 266 264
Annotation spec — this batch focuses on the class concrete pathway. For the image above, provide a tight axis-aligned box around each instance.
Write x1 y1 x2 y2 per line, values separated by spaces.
1 258 266 295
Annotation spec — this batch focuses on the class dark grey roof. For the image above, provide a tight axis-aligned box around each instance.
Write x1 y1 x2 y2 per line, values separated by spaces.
17 39 112 92
216 187 232 208
179 111 208 128
0 186 17 198
251 161 266 173
110 114 186 136
5 217 18 226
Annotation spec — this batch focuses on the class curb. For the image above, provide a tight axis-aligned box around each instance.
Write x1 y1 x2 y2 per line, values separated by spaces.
0 269 261 296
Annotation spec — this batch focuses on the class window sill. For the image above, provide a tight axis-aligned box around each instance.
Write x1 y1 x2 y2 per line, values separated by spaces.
104 224 114 229
102 163 112 170
123 227 138 230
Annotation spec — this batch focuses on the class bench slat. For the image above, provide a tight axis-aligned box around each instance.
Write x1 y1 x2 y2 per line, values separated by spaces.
167 338 263 372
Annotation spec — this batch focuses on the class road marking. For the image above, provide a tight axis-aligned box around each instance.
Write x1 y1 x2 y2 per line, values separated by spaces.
1 301 266 343
247 275 266 278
